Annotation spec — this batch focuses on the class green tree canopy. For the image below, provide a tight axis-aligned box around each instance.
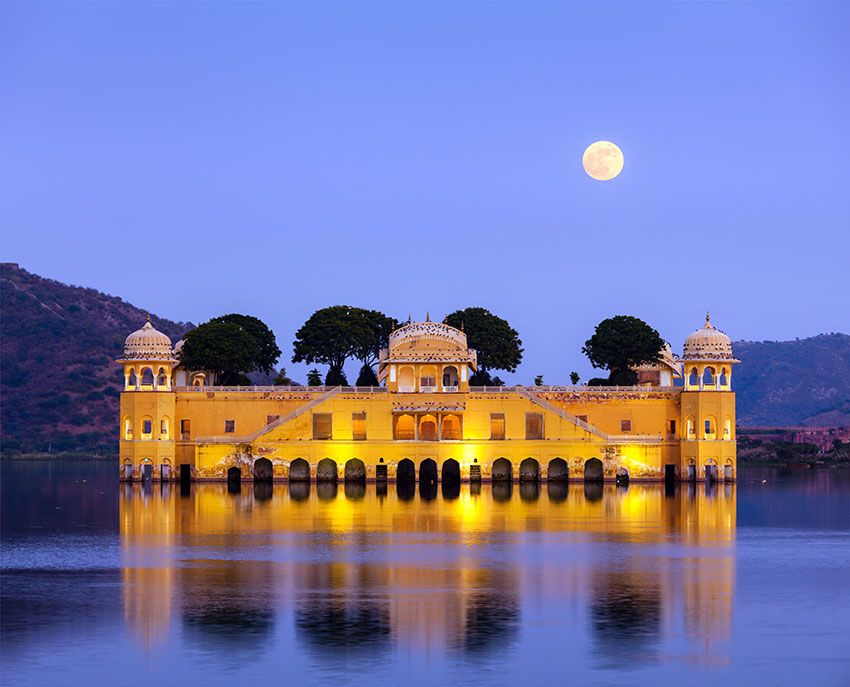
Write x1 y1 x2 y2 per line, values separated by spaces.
443 307 523 376
355 363 380 386
207 313 281 374
581 315 664 386
179 321 259 385
306 368 323 386
292 305 397 382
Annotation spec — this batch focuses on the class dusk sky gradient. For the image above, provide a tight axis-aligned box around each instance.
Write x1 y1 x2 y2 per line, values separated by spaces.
2 1 848 383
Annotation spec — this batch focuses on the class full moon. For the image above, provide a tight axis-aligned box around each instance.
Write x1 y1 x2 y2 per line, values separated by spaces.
582 141 624 181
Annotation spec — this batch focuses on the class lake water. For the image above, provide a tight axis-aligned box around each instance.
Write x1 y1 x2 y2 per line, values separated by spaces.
1 461 848 687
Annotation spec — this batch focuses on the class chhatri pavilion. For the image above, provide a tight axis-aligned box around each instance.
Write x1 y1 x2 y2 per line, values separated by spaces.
117 315 738 483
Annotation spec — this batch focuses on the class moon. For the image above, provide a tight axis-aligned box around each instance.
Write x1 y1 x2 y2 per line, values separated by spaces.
582 141 624 181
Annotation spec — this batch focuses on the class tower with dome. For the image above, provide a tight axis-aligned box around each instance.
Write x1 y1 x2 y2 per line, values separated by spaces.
118 314 738 485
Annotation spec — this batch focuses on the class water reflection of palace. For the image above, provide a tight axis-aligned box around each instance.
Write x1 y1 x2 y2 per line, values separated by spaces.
121 483 734 665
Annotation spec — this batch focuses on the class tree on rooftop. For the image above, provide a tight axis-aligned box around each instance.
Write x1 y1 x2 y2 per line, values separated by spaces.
355 363 380 386
306 368 323 386
292 305 397 385
207 313 281 374
444 307 523 383
581 315 664 386
179 321 259 385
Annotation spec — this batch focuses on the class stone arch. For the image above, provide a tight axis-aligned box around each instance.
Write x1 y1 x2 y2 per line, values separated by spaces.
442 365 459 388
584 457 604 482
547 457 568 482
123 416 133 440
704 457 718 482
491 457 513 482
139 458 153 481
724 459 733 482
688 367 699 387
140 415 154 440
398 366 415 391
157 367 168 387
703 366 716 386
316 458 338 483
288 458 310 482
419 458 438 485
122 457 133 480
128 368 138 389
441 458 460 483
686 416 696 438
397 458 415 482
704 415 717 440
719 367 728 387
253 457 273 482
419 365 437 389
227 466 242 490
160 458 172 481
419 414 438 441
519 457 540 482
441 413 462 440
344 458 366 482
159 416 170 440
395 413 415 440
615 466 629 485
140 367 155 387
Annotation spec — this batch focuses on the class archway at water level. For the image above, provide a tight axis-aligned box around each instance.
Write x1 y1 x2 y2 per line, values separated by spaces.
253 458 273 482
492 458 513 482
548 458 568 482
289 458 310 482
316 458 338 483
345 458 366 482
584 458 604 482
442 458 460 483
519 458 539 482
397 458 415 482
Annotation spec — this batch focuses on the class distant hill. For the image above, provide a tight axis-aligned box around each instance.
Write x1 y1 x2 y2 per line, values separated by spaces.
1 264 848 453
0 264 193 453
733 334 850 426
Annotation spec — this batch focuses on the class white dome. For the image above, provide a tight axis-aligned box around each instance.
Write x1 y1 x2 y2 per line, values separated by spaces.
683 314 734 361
123 319 175 360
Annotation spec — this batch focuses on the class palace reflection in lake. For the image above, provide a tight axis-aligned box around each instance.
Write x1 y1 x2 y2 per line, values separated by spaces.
120 480 735 668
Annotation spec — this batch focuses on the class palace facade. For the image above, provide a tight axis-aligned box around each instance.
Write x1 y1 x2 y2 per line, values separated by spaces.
118 315 739 483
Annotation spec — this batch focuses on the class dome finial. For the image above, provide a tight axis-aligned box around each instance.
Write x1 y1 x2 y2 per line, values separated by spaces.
146 314 151 322
705 311 714 329
407 313 412 324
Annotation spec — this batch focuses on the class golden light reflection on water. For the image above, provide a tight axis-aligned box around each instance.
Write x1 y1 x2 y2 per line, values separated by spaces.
121 482 735 665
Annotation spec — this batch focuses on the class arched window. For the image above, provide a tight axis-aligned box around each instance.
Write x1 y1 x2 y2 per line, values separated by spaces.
398 366 414 392
704 415 717 440
157 367 168 388
141 416 153 440
442 366 459 389
140 367 154 388
123 417 133 440
441 413 462 440
419 366 437 391
419 413 438 441
686 416 696 439
160 416 170 440
724 417 732 439
394 413 415 440
128 368 138 389
688 368 699 387
719 367 728 387
703 367 716 386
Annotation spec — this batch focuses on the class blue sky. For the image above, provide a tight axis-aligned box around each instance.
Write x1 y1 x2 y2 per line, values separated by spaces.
2 1 848 383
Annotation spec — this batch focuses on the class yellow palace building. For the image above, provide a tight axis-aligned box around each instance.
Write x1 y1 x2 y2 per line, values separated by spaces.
117 315 738 483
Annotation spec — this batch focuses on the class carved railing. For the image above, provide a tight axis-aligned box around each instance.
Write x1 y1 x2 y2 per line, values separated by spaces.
176 385 388 393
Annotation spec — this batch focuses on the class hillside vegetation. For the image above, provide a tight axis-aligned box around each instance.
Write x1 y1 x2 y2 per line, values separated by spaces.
0 264 192 453
1 263 848 453
733 334 850 426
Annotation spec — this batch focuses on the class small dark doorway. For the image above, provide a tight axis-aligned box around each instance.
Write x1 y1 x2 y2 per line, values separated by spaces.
227 466 241 492
376 464 388 481
180 464 191 485
442 459 460 484
547 458 568 482
397 458 415 483
142 463 153 481
420 458 438 486
664 464 676 487
584 458 604 483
